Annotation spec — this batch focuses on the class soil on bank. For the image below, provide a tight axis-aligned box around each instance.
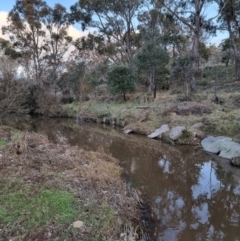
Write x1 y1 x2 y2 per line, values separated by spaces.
0 126 146 241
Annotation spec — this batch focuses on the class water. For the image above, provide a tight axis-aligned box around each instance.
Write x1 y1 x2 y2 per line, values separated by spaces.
4 117 240 241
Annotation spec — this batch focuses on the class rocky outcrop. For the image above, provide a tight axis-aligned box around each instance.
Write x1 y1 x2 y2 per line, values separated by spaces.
169 126 186 140
201 136 240 159
148 124 169 139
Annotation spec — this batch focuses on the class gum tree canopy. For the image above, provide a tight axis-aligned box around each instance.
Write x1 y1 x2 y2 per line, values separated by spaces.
2 0 72 90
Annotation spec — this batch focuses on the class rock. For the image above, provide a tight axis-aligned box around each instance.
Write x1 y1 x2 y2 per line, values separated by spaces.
201 136 240 159
162 131 175 145
190 130 204 139
124 129 133 134
148 124 169 139
190 122 203 130
73 221 84 229
169 126 186 140
201 136 232 154
230 156 240 167
219 141 240 159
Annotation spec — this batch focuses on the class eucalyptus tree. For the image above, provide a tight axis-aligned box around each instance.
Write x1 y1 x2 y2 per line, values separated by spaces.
137 7 187 58
219 38 233 67
135 41 169 98
215 0 240 80
70 0 147 66
2 0 73 91
155 0 217 90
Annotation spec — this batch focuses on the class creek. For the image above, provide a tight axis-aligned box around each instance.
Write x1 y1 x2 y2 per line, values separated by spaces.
3 117 240 241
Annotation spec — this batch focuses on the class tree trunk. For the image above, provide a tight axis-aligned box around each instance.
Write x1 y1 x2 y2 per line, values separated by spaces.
227 18 240 80
152 68 157 99
153 87 157 99
123 93 126 101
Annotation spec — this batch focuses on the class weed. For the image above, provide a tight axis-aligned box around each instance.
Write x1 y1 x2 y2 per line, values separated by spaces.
180 130 192 139
10 130 21 142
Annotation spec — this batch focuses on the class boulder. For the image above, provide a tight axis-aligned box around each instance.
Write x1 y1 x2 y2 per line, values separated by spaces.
219 141 240 159
201 136 232 154
201 136 240 159
148 124 169 139
169 126 186 140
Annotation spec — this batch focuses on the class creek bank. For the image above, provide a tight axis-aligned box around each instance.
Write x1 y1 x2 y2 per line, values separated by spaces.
125 124 240 165
62 100 240 164
125 123 204 146
0 127 148 241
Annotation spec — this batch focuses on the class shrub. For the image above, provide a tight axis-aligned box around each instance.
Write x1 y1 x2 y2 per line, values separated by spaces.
107 65 135 101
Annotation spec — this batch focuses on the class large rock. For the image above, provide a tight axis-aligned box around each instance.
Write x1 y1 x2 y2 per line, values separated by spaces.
201 136 240 159
201 136 232 153
169 126 186 140
219 141 240 159
148 124 169 139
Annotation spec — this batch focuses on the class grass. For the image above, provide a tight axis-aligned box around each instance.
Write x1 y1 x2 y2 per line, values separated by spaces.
79 203 117 241
0 130 140 240
0 139 6 146
61 64 240 142
0 179 118 241
0 180 81 229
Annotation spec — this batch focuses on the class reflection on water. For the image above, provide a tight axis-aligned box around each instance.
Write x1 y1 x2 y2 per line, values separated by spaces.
3 117 240 241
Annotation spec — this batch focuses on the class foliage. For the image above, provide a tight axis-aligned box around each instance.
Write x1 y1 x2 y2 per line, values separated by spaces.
58 61 85 98
70 0 145 65
107 66 135 100
2 0 72 90
219 38 234 66
85 59 110 90
172 55 195 96
135 42 169 98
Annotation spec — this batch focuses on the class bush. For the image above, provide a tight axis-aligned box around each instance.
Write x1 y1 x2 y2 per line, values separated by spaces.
107 65 135 101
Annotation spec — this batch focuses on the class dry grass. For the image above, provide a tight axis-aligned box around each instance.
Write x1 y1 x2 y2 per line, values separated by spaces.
63 84 240 142
0 130 147 241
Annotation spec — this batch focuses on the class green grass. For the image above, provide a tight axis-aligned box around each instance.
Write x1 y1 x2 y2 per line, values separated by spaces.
0 180 117 240
0 140 6 147
0 181 81 229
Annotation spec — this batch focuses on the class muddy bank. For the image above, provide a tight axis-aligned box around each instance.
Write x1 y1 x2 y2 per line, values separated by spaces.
0 127 148 241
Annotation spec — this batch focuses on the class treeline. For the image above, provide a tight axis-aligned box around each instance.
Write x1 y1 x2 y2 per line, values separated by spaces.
0 0 239 110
